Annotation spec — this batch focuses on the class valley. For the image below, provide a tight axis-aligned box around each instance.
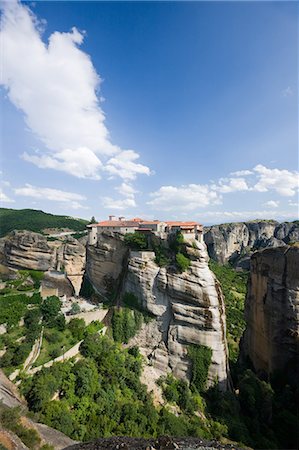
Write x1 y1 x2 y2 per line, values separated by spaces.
0 210 298 449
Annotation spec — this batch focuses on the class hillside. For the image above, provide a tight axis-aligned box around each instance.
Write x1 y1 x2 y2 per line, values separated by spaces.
0 208 89 237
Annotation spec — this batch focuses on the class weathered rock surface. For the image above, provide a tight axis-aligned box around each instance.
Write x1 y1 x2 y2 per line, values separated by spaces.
240 245 299 384
85 231 128 299
65 436 244 450
124 243 229 390
86 233 230 390
204 220 299 269
1 231 85 295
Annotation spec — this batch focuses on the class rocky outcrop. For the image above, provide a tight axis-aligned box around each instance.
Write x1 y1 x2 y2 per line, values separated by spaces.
85 231 128 299
204 220 299 269
2 231 85 295
0 369 76 449
124 243 229 390
86 234 230 390
240 245 299 384
65 436 244 450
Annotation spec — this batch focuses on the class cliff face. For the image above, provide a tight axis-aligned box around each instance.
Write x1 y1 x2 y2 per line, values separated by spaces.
87 234 230 390
85 231 128 298
1 231 85 295
241 245 299 383
204 220 299 268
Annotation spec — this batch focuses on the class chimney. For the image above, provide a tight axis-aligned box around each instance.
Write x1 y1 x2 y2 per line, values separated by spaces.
109 215 116 221
119 216 125 221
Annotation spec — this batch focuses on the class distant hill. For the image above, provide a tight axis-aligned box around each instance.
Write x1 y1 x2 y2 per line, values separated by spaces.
0 208 89 237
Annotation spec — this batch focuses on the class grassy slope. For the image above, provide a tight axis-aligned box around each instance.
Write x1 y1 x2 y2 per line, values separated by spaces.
0 208 89 237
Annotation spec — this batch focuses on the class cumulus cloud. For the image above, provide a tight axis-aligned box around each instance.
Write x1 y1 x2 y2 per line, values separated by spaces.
147 184 221 211
115 182 138 198
0 1 150 181
101 196 136 210
0 189 15 203
14 184 87 209
148 165 299 214
230 170 253 177
22 147 102 179
264 200 279 208
105 150 150 181
212 177 249 193
253 165 299 196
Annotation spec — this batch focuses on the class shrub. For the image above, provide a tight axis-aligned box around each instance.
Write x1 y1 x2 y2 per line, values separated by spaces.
68 318 85 341
176 252 191 272
70 302 81 315
188 345 212 392
124 232 148 250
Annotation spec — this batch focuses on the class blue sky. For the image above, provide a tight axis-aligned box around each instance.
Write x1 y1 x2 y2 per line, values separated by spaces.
0 0 298 224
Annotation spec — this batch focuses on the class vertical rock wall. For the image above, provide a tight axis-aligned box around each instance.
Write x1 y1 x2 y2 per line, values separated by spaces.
241 245 299 383
123 241 230 390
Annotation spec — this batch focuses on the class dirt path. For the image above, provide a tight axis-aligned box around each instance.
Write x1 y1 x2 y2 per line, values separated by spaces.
65 308 108 325
23 327 44 370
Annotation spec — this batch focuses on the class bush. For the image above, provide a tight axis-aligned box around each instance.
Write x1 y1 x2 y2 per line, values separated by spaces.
70 302 81 315
124 232 148 250
176 252 191 272
188 345 212 392
68 318 85 341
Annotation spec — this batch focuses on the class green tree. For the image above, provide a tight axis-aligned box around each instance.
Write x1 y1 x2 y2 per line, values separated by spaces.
68 318 85 341
124 232 147 250
41 296 62 325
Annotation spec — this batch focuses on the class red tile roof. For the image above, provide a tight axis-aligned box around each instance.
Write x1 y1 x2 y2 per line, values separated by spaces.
94 220 139 228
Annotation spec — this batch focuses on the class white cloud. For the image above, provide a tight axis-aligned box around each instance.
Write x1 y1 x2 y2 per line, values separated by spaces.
212 177 249 193
115 182 138 198
264 200 279 208
230 170 253 177
148 165 299 215
0 189 15 203
105 150 150 181
0 1 150 180
253 165 299 196
22 147 102 179
288 200 299 208
14 184 86 208
101 196 136 210
148 184 221 211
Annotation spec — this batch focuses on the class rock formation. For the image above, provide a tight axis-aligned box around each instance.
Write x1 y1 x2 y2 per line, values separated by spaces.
204 220 299 269
85 231 128 298
1 231 85 295
240 245 299 384
86 233 230 390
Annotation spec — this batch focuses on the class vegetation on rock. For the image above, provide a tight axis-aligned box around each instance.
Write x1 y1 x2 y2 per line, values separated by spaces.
209 261 247 363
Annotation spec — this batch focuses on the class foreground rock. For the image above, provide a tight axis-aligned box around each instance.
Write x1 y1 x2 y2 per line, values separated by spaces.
240 245 299 384
1 230 86 295
87 234 230 390
204 220 299 269
65 436 243 450
0 369 76 450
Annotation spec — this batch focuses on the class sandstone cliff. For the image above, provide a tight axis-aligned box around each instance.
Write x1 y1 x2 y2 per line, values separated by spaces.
1 231 86 295
85 231 128 299
204 220 299 268
86 233 230 390
240 245 299 384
